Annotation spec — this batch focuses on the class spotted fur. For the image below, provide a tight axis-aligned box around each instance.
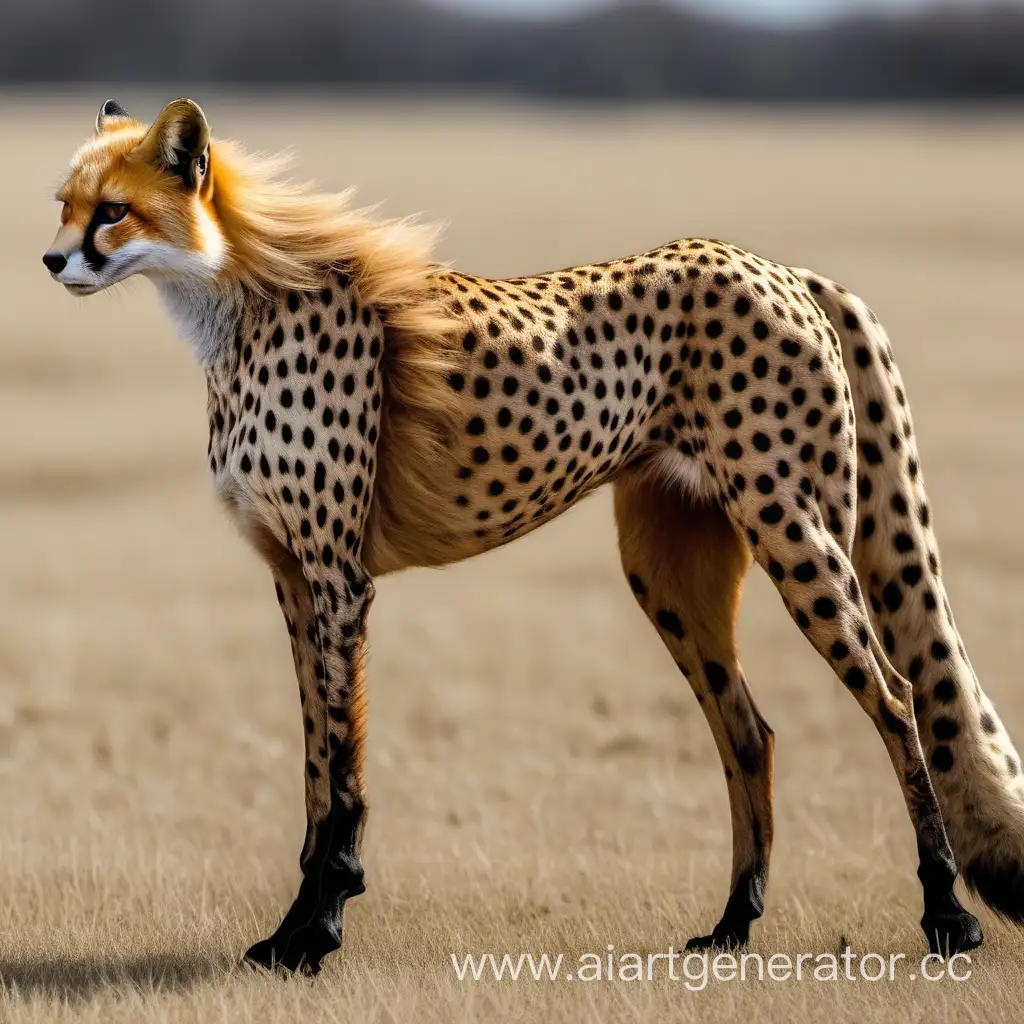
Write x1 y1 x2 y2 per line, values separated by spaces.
45 97 1024 973
799 275 1024 925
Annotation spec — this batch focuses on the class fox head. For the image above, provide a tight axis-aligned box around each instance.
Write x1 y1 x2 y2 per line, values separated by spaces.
44 98 225 295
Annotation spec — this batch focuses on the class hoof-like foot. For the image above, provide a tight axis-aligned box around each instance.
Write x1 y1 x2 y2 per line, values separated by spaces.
685 921 750 951
243 920 341 976
921 907 983 956
688 868 764 952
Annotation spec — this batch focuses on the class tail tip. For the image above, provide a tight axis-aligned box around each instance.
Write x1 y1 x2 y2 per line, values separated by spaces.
963 855 1024 924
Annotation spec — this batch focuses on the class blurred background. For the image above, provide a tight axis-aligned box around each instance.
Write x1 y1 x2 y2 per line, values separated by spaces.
6 0 1024 97
3 3 1024 1023
5 0 1024 98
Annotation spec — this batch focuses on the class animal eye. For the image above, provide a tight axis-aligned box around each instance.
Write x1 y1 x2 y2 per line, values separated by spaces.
97 202 129 225
60 201 71 224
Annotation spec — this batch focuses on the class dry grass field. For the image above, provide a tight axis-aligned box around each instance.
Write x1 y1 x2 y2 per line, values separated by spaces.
2 95 1024 1022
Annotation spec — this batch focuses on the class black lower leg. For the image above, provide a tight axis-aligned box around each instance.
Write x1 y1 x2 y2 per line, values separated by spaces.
686 858 767 950
912 785 982 954
245 794 366 974
918 843 980 955
893 756 981 955
245 586 371 976
687 679 773 951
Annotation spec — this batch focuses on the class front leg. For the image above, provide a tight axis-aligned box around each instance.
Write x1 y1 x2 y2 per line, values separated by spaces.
233 280 385 974
244 556 374 975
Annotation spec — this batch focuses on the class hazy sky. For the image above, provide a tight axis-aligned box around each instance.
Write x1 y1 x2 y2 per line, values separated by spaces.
433 0 1005 24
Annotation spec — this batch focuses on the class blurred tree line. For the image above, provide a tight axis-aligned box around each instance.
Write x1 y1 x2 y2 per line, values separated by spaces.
3 0 1024 100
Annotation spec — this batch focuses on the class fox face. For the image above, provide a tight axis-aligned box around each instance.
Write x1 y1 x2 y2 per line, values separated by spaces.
44 98 225 295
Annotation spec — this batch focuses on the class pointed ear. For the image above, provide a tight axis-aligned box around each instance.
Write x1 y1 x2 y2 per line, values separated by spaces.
138 98 211 190
95 98 132 133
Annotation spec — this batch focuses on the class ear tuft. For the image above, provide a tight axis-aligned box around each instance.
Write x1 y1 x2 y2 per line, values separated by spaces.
139 98 212 189
95 98 131 133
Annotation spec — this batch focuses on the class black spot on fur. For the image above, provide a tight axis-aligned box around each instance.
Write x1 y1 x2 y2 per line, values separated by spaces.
704 661 729 694
656 609 685 639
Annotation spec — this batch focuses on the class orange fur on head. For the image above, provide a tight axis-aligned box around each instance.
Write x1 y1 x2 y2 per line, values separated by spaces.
49 99 467 572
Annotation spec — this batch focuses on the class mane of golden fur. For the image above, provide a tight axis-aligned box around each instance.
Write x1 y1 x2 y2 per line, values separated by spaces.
209 140 463 573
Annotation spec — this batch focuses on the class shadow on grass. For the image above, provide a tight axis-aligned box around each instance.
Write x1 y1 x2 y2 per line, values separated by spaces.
0 949 237 1001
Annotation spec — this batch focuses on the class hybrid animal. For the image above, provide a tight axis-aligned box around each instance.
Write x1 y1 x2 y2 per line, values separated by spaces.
44 98 1024 973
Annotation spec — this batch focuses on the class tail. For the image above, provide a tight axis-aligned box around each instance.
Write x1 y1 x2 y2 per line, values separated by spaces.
798 269 1024 922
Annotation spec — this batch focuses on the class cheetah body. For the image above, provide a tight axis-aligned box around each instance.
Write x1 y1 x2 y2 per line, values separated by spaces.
361 244 850 575
47 98 1024 974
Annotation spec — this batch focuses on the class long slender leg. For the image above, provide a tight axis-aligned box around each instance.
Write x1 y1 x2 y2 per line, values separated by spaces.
272 550 330 856
802 274 1024 920
679 283 982 953
244 554 373 974
236 283 384 974
734 503 981 953
614 471 774 948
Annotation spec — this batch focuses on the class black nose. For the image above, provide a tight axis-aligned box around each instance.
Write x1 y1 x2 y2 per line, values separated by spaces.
42 251 67 274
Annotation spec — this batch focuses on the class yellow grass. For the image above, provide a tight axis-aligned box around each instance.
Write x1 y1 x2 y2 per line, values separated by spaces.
2 95 1024 1022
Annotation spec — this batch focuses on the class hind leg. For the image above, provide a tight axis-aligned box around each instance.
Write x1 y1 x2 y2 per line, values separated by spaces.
729 487 981 953
615 471 774 949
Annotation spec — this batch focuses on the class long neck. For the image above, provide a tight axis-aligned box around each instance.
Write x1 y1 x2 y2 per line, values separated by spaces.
156 276 251 369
